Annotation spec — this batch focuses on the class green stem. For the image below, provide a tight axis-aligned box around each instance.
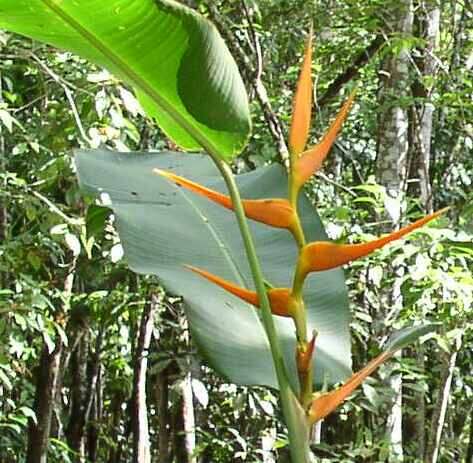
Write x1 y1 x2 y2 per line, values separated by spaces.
213 159 310 463
287 169 306 249
292 257 307 300
288 170 314 410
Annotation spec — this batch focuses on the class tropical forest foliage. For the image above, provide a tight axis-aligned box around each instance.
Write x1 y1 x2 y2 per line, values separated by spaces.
0 0 472 462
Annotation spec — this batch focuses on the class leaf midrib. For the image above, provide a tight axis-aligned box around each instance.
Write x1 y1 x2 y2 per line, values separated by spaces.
168 181 269 334
40 0 219 156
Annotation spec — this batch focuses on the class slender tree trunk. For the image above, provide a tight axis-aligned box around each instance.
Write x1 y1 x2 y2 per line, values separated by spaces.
26 259 76 463
0 71 7 288
107 391 124 463
87 360 102 462
87 393 98 462
415 344 426 459
408 1 440 212
66 326 89 457
386 355 404 461
401 4 440 457
131 293 157 463
376 0 413 217
425 336 462 463
375 2 413 461
156 368 171 463
467 412 473 463
26 343 64 463
26 260 76 463
402 343 427 460
173 373 197 463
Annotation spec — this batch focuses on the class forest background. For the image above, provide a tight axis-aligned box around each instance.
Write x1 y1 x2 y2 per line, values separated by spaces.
0 0 472 462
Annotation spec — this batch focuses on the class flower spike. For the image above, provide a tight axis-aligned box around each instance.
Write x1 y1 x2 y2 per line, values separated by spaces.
185 265 292 317
308 350 392 424
299 208 448 276
154 169 296 230
289 28 313 157
294 91 356 189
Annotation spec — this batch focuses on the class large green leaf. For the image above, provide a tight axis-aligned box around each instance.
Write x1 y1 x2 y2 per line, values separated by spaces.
385 323 439 353
75 149 351 389
0 0 250 159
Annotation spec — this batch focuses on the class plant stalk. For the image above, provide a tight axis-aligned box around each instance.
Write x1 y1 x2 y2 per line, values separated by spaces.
288 170 314 409
288 171 306 249
213 158 310 463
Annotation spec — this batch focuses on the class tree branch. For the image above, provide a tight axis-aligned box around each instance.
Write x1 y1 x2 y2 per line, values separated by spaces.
204 2 289 163
318 35 385 107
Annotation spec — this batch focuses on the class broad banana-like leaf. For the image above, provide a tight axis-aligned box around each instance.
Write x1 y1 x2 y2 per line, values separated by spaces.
0 0 250 159
75 150 351 389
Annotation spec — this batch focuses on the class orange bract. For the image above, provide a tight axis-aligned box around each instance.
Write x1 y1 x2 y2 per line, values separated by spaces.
294 91 356 188
154 169 296 229
297 331 317 374
309 350 391 423
185 265 292 317
299 209 447 276
289 29 313 156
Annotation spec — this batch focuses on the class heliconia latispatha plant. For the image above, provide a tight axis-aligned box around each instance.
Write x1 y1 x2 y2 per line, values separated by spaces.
153 25 446 452
152 24 446 446
0 3 447 461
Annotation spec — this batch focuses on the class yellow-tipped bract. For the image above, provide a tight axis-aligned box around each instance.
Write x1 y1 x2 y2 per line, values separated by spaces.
185 265 292 317
297 331 317 374
299 209 447 276
294 91 356 188
309 350 391 423
289 29 313 156
154 169 296 230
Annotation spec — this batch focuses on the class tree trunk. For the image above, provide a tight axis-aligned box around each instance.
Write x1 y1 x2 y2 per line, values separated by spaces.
408 1 440 212
26 342 64 463
425 336 462 463
173 373 197 463
88 355 103 462
156 368 171 463
415 344 426 459
376 0 413 218
467 411 473 463
402 343 427 460
26 261 76 463
131 293 157 463
375 2 413 461
66 326 89 457
0 71 7 288
106 391 124 463
86 391 98 462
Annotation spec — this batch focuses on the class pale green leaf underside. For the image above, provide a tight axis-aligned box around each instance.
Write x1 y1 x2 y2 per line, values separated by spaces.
0 0 250 159
75 150 352 389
